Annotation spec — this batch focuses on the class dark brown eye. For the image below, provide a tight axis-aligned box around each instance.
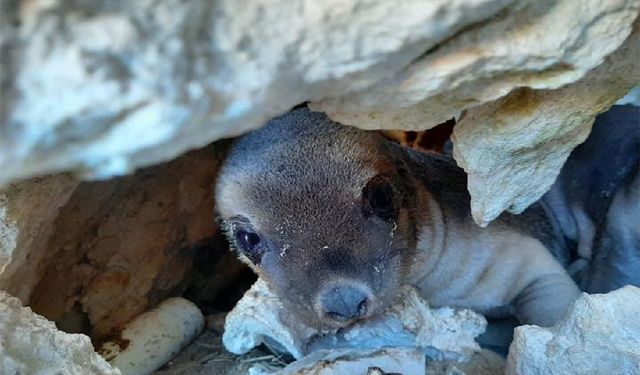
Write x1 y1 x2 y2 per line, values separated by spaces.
362 175 398 222
235 230 263 263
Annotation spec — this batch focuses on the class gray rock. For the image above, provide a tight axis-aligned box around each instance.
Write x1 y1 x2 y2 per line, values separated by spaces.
253 348 426 375
222 278 318 360
506 286 640 375
1 1 638 228
0 0 513 185
0 290 119 375
313 0 639 132
452 27 640 225
223 279 486 362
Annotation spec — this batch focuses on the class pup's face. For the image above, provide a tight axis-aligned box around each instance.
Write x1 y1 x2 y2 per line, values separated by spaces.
216 118 417 329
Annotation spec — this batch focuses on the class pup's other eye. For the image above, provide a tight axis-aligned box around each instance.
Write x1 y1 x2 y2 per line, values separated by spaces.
235 230 263 264
362 175 398 222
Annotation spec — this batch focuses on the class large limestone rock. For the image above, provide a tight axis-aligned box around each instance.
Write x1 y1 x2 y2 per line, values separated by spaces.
0 0 515 185
506 286 640 375
313 0 639 130
0 290 120 375
1 2 638 228
452 27 640 224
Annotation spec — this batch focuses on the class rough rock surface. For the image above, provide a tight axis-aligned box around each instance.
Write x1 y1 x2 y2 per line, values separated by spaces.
223 279 317 360
313 0 639 130
256 348 427 375
25 147 234 336
223 279 486 362
0 174 79 301
0 145 247 338
1 2 638 227
154 316 505 375
0 290 120 375
154 313 505 375
0 0 515 184
506 286 640 375
452 27 640 224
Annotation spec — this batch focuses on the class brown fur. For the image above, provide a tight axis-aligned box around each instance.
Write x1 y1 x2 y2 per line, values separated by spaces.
216 108 585 328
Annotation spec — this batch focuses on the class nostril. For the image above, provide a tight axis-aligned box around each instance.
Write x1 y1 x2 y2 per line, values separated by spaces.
357 299 368 317
320 285 371 322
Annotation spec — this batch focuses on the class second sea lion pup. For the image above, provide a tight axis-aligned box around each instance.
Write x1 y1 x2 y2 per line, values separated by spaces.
215 106 637 329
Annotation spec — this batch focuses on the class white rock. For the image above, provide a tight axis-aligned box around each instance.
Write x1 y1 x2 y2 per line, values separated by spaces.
222 278 323 359
2 1 637 204
506 286 640 375
255 347 426 375
0 0 513 185
0 290 120 375
250 349 506 375
223 279 486 362
3 0 638 225
451 27 640 225
306 286 486 361
312 0 639 130
98 297 204 375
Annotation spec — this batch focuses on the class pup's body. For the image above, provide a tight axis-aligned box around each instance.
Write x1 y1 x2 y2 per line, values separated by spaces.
216 105 639 328
384 140 581 326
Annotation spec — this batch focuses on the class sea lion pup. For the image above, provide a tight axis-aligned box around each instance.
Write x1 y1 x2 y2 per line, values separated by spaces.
215 106 638 329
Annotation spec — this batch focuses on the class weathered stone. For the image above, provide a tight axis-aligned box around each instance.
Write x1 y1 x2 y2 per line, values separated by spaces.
249 348 505 375
2 0 638 224
25 147 228 336
0 143 250 341
427 349 505 375
223 279 486 362
0 290 120 375
0 0 514 185
452 26 640 225
506 286 640 375
256 348 426 375
312 0 639 130
0 174 79 301
222 278 317 360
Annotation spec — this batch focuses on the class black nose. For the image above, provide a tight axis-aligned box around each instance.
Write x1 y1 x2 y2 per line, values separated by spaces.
320 285 369 322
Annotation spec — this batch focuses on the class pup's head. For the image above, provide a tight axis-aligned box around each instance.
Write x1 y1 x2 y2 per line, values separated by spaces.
215 108 417 329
